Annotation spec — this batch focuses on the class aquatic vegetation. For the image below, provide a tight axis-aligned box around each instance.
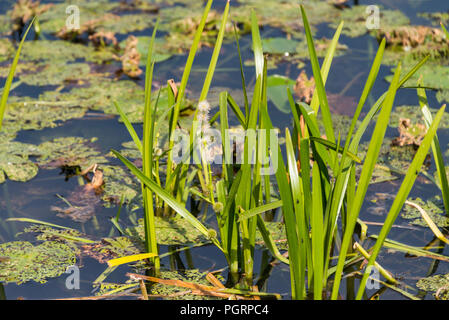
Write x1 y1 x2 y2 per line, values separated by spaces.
101 164 141 208
380 26 449 65
128 217 211 246
0 241 76 284
392 118 427 147
37 137 108 171
417 273 449 300
401 197 449 228
329 5 410 38
82 237 141 264
149 269 217 300
3 99 86 135
120 36 142 79
0 140 39 183
1 0 449 302
10 0 52 34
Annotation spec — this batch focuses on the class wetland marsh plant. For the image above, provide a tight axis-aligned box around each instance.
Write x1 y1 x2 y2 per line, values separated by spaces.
111 1 449 299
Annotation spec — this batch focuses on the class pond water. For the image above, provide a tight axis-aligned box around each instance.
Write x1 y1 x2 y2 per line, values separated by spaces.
1 0 449 300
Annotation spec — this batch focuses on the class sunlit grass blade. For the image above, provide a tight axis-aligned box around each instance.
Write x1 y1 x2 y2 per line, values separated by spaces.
300 5 335 143
112 150 223 251
227 94 247 128
0 17 35 130
233 23 249 120
331 63 403 299
417 86 449 217
441 22 449 39
166 0 214 186
311 162 324 300
251 10 264 79
351 55 430 150
356 105 446 299
405 200 449 245
238 200 283 221
309 20 344 114
260 101 302 299
6 217 71 230
107 253 158 267
198 0 230 102
369 236 449 262
114 101 142 154
309 137 361 163
141 19 159 269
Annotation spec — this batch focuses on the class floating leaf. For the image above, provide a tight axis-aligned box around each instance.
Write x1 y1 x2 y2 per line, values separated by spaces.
267 75 296 113
0 241 76 284
37 137 107 171
0 140 40 183
417 273 449 300
127 217 211 246
401 197 449 227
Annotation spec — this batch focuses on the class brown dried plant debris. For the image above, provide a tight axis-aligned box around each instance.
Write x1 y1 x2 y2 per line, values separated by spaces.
392 118 427 147
51 166 104 223
379 25 448 49
56 14 120 48
12 0 53 31
294 70 315 104
120 35 143 78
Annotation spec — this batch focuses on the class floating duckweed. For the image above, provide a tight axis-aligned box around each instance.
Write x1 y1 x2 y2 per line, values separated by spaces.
417 273 449 300
19 62 93 86
150 269 216 300
37 137 108 171
0 241 76 284
101 165 141 208
3 99 87 134
128 217 211 246
82 236 142 265
401 197 449 227
255 222 288 251
329 5 410 38
0 140 40 183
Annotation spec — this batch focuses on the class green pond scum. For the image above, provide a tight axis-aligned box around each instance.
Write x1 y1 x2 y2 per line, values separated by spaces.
1 0 449 302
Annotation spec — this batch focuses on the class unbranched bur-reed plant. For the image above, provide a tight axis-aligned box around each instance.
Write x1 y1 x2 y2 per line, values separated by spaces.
110 2 449 299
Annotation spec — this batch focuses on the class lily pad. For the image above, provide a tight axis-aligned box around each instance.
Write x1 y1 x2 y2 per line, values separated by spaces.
0 241 76 284
121 36 173 65
262 37 301 55
266 75 296 113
